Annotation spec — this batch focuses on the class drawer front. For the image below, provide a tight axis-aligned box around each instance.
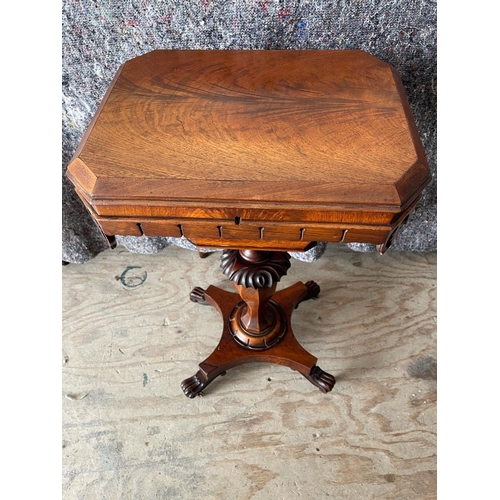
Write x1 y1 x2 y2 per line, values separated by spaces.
343 228 388 245
94 216 394 250
96 219 143 237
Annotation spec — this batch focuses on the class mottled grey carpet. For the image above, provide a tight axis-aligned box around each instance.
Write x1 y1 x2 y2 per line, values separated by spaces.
62 0 436 264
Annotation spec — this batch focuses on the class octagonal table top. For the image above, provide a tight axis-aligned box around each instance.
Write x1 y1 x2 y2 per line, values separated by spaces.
66 50 431 252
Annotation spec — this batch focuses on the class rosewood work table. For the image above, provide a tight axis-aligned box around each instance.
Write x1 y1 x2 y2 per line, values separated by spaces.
66 50 431 398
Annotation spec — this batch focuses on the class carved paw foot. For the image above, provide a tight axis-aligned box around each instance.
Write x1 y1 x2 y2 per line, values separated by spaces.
304 365 336 393
190 287 209 305
296 280 320 308
181 371 208 398
304 280 320 299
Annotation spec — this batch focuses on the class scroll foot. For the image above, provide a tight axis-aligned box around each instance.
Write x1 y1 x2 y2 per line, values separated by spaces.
303 365 336 393
190 287 209 305
295 280 320 308
304 280 320 300
181 372 209 398
180 370 226 398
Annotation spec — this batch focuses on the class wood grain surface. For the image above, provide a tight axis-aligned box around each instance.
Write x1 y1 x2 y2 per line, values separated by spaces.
77 51 422 186
62 244 436 499
66 50 431 253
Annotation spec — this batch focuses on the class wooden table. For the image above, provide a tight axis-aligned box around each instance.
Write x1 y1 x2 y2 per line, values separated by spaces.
66 50 431 398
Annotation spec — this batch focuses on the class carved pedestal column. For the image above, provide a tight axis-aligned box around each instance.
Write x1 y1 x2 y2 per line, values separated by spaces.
181 249 336 398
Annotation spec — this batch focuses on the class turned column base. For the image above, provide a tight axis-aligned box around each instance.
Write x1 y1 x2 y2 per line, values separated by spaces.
182 275 335 398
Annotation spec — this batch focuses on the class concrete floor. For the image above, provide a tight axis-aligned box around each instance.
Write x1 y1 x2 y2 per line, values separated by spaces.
62 243 436 499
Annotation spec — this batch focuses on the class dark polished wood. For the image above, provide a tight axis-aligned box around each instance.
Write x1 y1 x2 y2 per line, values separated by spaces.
65 50 431 396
